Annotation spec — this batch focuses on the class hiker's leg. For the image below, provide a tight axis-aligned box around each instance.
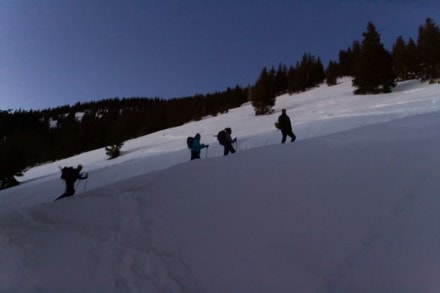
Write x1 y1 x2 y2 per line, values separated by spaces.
289 131 296 142
281 132 287 143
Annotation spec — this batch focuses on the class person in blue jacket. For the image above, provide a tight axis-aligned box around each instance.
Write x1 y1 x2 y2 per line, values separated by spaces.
190 133 209 160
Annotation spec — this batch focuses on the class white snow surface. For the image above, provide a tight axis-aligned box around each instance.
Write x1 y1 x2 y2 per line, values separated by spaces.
2 78 440 292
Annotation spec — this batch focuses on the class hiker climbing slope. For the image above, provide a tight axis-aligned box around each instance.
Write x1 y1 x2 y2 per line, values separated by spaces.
188 133 209 160
278 109 296 143
55 165 88 201
217 127 236 156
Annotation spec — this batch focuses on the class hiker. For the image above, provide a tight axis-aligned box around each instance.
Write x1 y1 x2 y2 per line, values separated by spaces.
218 127 236 156
190 133 209 160
278 109 296 143
55 165 88 201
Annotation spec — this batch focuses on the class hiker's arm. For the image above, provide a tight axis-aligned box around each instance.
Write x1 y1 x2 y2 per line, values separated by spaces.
78 172 88 180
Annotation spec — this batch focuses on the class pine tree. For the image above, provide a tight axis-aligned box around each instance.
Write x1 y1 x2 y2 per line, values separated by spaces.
392 36 422 81
338 48 352 77
294 53 325 91
338 41 361 77
392 36 409 80
250 67 276 115
287 63 300 94
313 57 325 85
406 38 420 79
0 136 26 189
417 17 440 83
275 64 288 95
353 22 396 94
326 60 339 86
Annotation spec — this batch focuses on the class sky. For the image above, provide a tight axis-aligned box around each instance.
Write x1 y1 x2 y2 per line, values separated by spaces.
0 0 438 110
1 78 440 291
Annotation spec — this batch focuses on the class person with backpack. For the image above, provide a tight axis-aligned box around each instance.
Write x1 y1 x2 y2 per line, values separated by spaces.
217 127 236 156
278 109 296 143
55 164 88 201
189 133 209 160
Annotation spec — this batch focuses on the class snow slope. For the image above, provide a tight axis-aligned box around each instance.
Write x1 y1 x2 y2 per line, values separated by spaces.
1 78 440 292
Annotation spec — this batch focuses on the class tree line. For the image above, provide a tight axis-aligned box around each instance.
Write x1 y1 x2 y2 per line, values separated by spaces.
250 18 439 114
0 86 248 189
1 17 439 189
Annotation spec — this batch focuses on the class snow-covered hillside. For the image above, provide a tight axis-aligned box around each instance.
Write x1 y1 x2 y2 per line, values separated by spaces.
1 78 440 292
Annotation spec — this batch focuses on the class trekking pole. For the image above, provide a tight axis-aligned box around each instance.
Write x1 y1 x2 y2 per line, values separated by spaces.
75 180 81 190
82 172 89 192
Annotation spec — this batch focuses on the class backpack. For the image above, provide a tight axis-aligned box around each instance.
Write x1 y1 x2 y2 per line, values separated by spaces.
186 136 194 149
217 130 227 146
61 167 75 180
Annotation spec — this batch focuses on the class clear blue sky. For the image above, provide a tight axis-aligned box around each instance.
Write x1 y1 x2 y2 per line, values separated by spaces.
0 0 438 110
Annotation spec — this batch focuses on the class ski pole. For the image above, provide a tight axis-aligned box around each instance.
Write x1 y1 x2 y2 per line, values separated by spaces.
82 172 89 192
205 146 209 158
